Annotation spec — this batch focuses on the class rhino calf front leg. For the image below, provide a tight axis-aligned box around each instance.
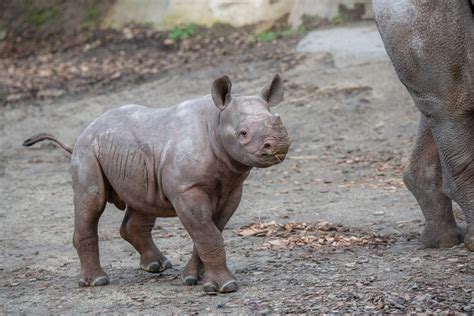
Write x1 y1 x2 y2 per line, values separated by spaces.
120 207 173 273
403 116 464 248
182 187 243 286
174 188 237 294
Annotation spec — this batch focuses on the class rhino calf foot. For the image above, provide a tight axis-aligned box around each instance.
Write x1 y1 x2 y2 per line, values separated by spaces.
202 268 237 294
181 269 203 286
219 280 238 293
182 275 199 286
420 224 464 248
140 257 172 273
203 279 238 294
79 273 109 287
181 252 204 286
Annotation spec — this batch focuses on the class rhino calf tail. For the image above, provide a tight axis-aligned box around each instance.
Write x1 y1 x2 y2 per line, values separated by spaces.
22 132 73 154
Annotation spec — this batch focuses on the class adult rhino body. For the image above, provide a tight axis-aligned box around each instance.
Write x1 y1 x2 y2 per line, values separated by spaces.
23 74 291 293
374 0 474 250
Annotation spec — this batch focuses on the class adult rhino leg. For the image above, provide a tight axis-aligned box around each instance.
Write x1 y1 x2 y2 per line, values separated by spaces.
120 206 172 272
403 116 464 248
174 188 237 294
71 152 109 287
182 187 242 287
432 117 474 251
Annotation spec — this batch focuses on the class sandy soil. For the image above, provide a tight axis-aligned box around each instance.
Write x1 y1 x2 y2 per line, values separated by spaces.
1 24 473 314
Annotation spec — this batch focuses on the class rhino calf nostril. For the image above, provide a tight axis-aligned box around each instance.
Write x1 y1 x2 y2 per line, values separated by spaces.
263 143 272 150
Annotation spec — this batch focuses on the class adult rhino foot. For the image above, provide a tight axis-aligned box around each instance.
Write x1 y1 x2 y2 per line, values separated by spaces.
464 230 474 251
420 224 464 248
140 257 172 273
79 272 109 287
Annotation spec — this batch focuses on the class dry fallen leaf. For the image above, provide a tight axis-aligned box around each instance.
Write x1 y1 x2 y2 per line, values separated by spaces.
236 220 395 250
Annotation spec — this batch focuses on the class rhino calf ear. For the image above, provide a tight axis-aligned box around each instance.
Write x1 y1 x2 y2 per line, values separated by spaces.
260 73 284 107
211 75 232 110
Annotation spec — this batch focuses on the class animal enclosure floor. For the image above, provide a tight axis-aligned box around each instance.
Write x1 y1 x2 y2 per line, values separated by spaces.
1 23 473 314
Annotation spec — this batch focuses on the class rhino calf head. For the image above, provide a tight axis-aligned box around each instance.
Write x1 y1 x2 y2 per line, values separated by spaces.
212 73 291 168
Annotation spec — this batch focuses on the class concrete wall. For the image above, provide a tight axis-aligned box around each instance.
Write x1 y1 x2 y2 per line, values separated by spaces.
289 0 373 28
104 0 373 30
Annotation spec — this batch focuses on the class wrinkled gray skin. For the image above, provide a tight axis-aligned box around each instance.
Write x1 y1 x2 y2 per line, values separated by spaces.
374 0 474 250
23 74 291 293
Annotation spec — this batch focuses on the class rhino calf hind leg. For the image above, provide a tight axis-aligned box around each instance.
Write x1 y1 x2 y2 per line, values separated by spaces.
403 117 464 248
71 154 109 287
120 207 172 273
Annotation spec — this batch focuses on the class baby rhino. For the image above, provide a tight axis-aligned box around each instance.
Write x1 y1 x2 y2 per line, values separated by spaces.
23 74 291 294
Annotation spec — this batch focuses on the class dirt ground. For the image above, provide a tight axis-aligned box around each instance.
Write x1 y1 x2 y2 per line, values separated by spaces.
1 23 473 314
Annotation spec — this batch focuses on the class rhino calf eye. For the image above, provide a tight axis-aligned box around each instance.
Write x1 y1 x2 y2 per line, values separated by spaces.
239 131 248 137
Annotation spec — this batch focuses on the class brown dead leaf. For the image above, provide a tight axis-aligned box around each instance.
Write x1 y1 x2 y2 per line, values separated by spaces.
237 220 395 250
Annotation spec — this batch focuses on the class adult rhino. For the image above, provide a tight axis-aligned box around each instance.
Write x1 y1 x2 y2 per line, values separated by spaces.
374 0 474 250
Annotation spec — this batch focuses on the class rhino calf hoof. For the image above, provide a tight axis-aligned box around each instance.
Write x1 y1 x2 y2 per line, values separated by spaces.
79 275 110 287
219 280 238 293
182 276 198 286
203 283 218 295
203 279 238 294
140 260 172 273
